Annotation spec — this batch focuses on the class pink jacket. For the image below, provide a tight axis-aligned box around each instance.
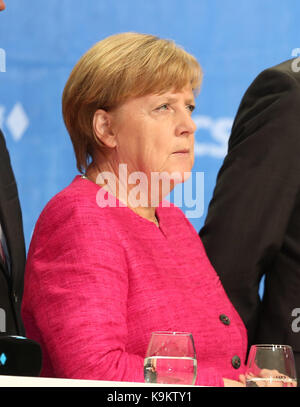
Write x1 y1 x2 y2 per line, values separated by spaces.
22 176 247 386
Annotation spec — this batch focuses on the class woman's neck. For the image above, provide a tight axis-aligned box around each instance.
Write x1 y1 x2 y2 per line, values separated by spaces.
85 162 159 227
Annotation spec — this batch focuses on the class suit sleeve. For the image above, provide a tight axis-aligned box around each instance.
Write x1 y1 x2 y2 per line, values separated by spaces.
200 65 300 345
0 129 15 186
0 129 26 335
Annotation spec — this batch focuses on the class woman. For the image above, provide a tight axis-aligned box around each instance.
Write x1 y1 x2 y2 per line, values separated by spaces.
21 33 246 386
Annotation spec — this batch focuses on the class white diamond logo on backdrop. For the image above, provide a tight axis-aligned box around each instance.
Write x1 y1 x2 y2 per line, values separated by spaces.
6 102 29 141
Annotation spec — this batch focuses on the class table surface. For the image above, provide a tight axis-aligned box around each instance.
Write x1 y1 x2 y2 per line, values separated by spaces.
0 375 193 387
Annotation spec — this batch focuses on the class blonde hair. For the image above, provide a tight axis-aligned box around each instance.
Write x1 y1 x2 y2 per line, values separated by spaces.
62 32 202 173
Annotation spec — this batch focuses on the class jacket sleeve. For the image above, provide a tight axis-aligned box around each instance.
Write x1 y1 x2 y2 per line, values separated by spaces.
200 63 300 345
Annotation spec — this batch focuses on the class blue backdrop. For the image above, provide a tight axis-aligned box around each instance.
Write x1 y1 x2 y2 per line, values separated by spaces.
0 0 299 261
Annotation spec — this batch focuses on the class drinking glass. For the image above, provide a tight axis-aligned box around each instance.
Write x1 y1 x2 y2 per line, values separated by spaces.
144 331 197 385
245 344 297 387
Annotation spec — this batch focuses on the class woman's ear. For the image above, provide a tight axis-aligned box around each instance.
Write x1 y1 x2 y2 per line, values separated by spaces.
93 109 117 148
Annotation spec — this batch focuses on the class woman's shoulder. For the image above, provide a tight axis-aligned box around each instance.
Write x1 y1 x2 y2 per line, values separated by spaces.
36 176 103 228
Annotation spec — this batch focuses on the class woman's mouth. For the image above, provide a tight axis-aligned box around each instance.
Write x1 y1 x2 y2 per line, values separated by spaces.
172 149 190 155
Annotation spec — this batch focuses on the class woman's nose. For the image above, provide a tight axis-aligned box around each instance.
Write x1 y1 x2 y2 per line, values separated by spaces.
176 111 197 136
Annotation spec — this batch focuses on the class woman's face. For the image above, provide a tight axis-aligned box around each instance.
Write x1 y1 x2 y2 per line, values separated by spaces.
109 85 197 185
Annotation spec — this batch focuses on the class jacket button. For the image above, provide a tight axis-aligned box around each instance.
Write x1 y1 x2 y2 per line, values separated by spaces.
219 314 230 325
231 356 241 369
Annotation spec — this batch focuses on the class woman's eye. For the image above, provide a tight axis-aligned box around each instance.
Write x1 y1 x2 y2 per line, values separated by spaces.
154 103 195 113
187 104 195 113
156 104 169 111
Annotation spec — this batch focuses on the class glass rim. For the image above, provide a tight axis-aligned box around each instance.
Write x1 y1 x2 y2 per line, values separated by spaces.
251 344 293 350
150 331 193 336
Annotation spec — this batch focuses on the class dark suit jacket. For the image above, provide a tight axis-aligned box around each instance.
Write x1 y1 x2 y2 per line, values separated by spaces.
0 129 25 335
200 59 300 379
